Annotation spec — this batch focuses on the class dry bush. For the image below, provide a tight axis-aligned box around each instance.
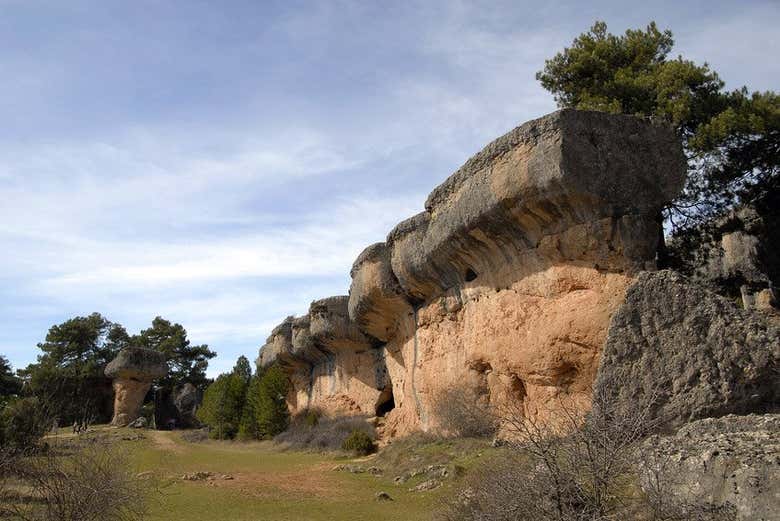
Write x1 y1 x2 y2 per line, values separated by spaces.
0 440 154 521
437 382 735 521
274 410 375 452
430 385 498 438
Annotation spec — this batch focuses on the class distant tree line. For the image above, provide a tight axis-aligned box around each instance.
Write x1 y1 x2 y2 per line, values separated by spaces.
0 313 216 430
196 356 290 440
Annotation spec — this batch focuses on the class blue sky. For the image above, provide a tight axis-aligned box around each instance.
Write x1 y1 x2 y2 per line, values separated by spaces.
1 0 778 376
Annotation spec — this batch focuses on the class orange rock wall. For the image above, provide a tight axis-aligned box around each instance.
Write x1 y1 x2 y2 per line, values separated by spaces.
256 110 687 438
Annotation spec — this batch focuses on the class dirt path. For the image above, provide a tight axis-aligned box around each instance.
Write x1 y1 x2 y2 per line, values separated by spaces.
149 430 185 454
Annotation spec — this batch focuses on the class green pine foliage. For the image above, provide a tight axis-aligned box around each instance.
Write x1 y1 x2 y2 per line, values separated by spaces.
237 375 262 440
196 359 252 440
0 355 21 402
537 21 778 233
254 365 291 439
133 316 216 390
198 361 290 441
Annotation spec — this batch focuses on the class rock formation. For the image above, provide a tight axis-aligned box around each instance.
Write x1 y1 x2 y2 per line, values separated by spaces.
595 270 779 429
105 347 167 427
154 383 201 429
677 206 778 310
639 414 780 521
257 109 687 436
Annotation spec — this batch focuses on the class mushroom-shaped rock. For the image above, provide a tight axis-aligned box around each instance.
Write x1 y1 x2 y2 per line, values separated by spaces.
309 296 374 352
387 109 686 303
256 316 300 369
291 314 331 365
349 243 413 341
105 347 167 427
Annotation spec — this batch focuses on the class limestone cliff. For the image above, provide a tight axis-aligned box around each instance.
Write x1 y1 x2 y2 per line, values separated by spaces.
257 109 686 437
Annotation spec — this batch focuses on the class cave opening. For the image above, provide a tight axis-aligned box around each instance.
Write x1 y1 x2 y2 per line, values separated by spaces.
375 385 395 417
465 268 478 282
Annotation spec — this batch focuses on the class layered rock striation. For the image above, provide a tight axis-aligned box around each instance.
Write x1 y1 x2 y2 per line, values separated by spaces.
258 109 687 436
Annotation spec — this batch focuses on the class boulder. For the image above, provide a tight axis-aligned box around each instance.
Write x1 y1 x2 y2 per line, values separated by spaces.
127 416 148 429
154 382 201 429
105 347 167 427
639 414 780 521
595 270 780 428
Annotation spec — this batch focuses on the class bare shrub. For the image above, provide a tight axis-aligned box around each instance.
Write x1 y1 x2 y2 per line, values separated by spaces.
437 381 735 521
274 410 375 452
1 440 154 521
431 384 498 438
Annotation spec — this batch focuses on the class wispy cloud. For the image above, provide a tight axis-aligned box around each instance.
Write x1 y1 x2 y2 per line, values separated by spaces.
1 0 777 376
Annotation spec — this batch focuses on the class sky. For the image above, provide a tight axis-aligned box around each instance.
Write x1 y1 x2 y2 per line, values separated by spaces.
1 0 778 376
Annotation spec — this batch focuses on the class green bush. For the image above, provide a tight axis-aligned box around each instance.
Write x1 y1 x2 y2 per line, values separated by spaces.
304 409 320 428
0 396 50 450
341 429 375 456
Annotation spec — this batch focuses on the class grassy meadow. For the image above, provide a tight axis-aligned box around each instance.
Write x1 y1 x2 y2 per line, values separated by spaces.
111 429 493 521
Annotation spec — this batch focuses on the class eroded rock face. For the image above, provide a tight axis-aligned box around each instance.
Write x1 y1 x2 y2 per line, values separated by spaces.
595 270 780 429
154 383 201 429
258 109 686 436
640 414 780 521
257 298 389 417
105 347 167 427
679 207 778 311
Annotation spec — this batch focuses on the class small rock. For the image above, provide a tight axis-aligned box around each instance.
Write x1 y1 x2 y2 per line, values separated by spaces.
127 417 148 429
182 471 214 481
367 466 382 476
426 464 449 478
375 491 393 502
410 479 441 492
393 475 408 485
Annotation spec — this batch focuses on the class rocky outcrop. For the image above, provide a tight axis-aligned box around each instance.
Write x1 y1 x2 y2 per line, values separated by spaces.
258 297 390 416
595 270 779 429
258 109 687 435
105 347 167 427
639 414 780 521
677 206 778 310
154 383 201 429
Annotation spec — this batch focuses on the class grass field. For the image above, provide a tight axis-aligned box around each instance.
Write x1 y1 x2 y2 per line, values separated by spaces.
122 429 474 521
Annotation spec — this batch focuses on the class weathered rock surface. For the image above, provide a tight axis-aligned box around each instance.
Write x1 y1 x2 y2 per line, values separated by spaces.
105 347 167 427
257 298 389 416
639 414 780 521
678 206 778 310
154 382 201 429
596 270 779 429
258 109 687 435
